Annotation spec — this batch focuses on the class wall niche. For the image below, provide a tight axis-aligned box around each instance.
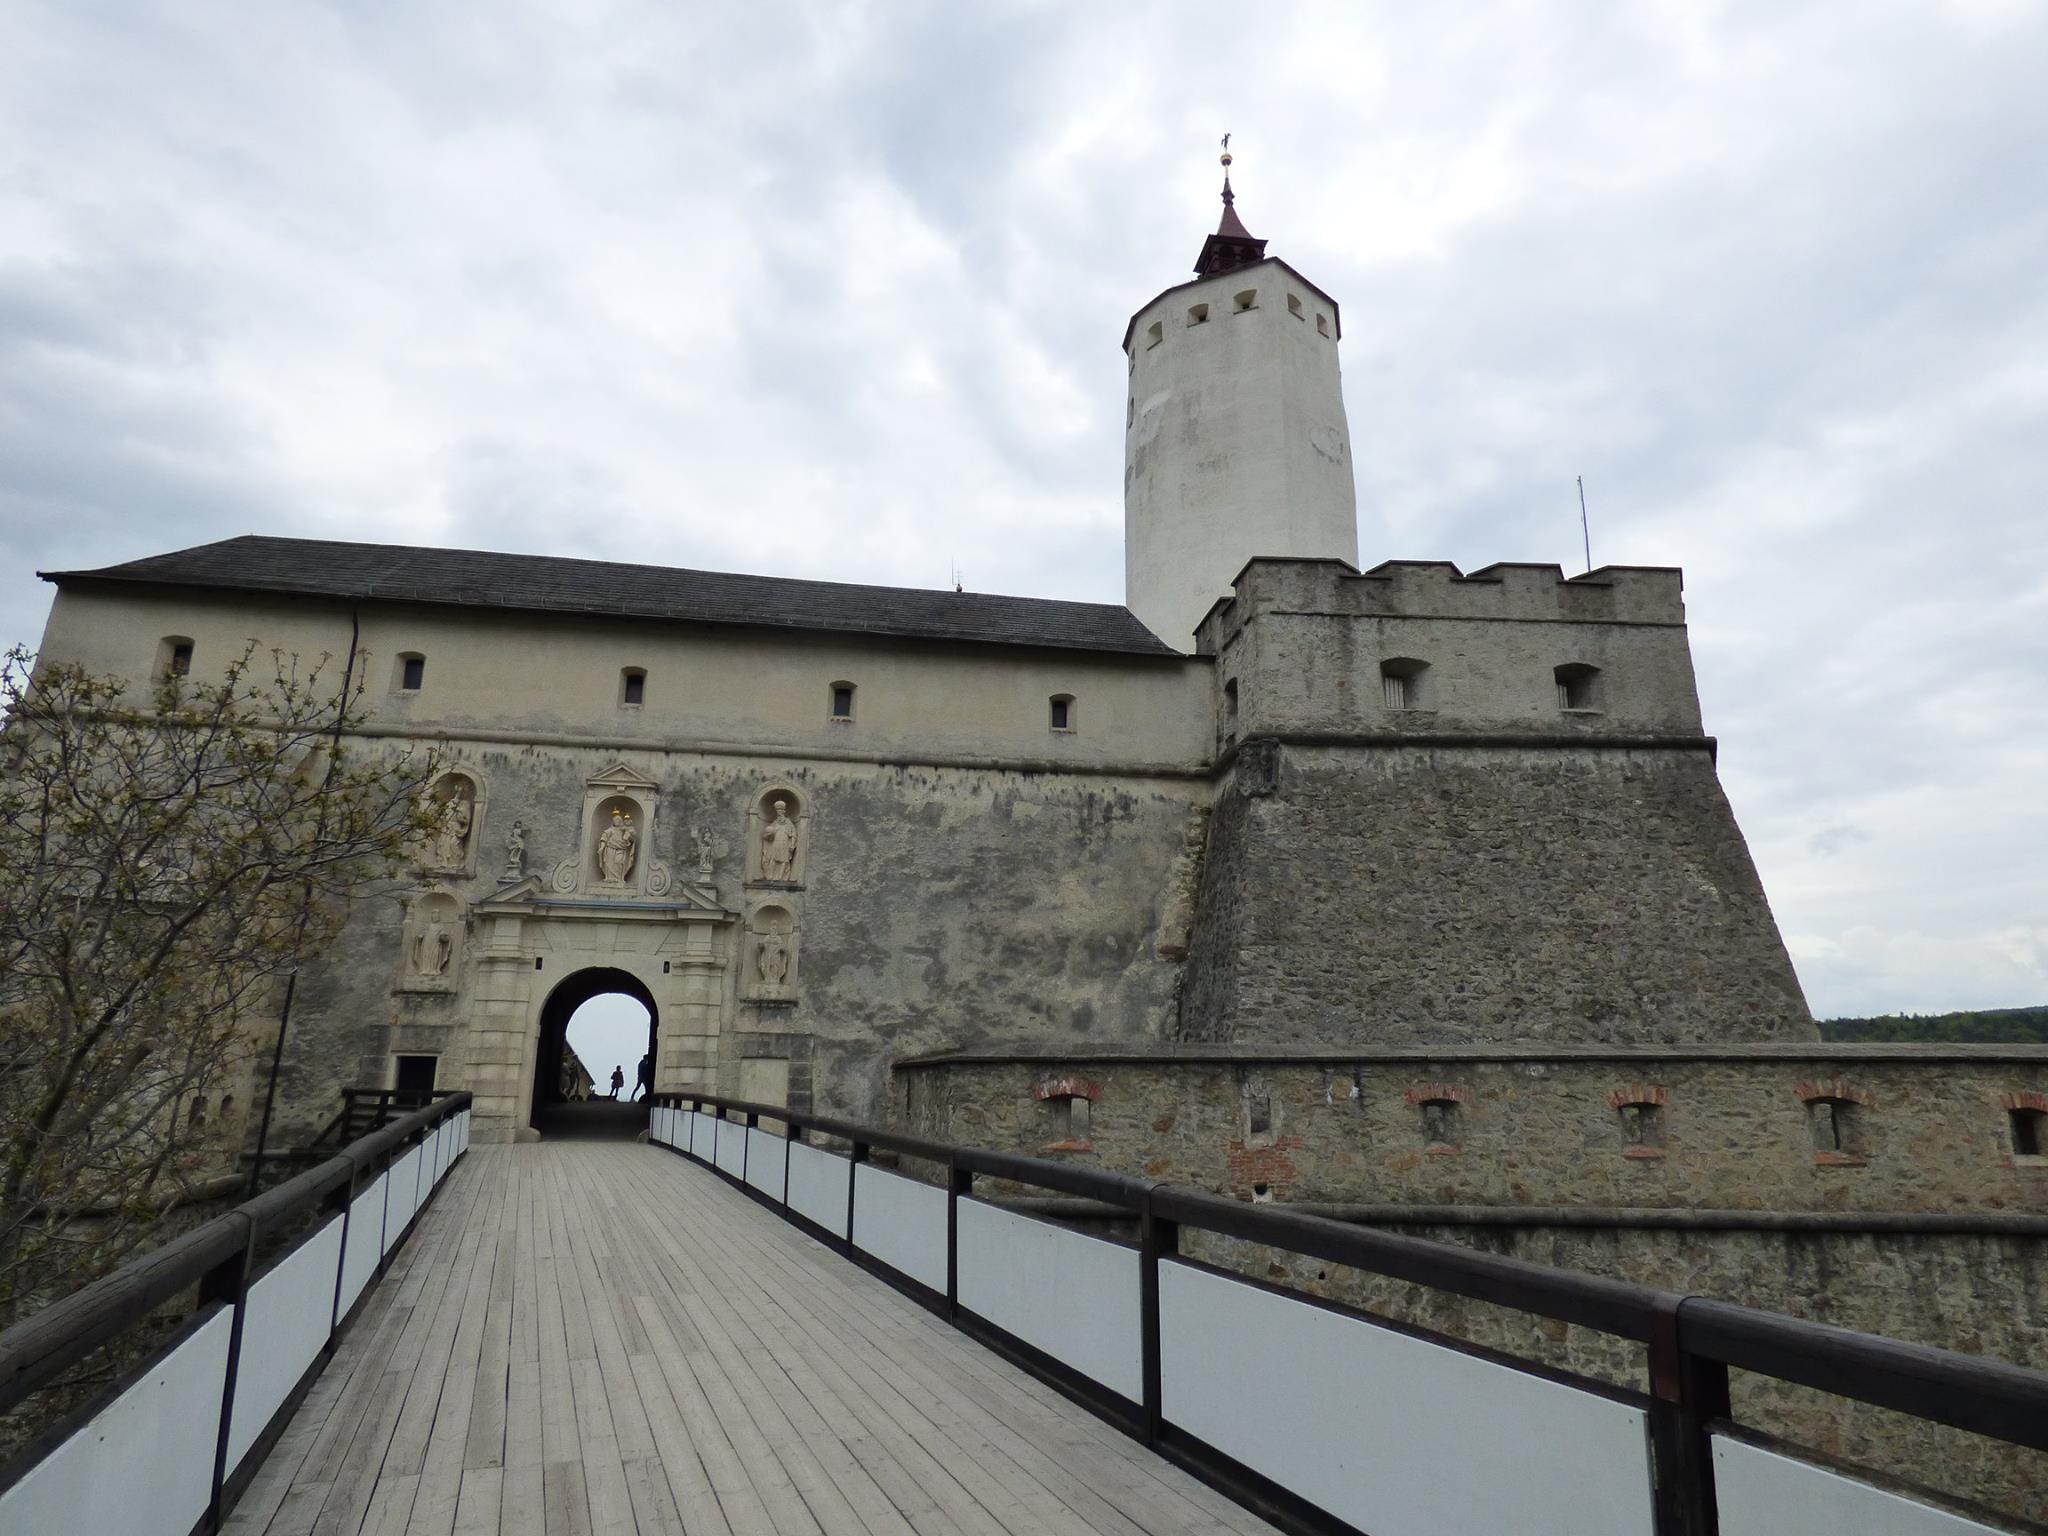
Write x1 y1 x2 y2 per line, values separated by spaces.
741 902 798 1004
746 784 811 887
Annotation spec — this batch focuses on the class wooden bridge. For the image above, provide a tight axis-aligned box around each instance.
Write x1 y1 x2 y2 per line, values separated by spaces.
225 1140 1271 1536
2 1093 2043 1536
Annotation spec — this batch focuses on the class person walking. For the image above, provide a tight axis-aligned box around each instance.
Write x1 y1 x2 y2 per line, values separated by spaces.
633 1053 652 1101
609 1064 625 1100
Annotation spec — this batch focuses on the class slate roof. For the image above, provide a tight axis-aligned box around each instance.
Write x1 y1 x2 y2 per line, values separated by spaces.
42 535 1183 658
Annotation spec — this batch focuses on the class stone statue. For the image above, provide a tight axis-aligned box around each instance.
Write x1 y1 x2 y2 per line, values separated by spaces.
429 792 473 870
761 799 798 882
412 912 453 975
597 809 637 886
757 930 789 987
690 825 721 879
503 819 526 878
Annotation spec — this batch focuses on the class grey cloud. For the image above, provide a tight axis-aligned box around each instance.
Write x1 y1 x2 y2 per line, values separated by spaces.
3 0 2044 1016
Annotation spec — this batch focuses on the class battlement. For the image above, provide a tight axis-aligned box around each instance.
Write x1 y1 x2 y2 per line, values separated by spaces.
1202 554 1705 741
1196 557 1686 652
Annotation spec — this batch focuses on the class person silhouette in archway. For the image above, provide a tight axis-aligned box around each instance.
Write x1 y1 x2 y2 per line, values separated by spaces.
609 1064 625 1100
633 1053 652 1101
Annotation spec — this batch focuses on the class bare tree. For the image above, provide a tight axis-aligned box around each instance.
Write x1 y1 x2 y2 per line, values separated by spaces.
0 642 434 1325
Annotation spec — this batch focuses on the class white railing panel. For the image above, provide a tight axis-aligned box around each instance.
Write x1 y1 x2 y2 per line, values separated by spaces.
957 1200 1142 1401
746 1128 788 1196
457 1108 470 1152
226 1215 344 1468
430 1123 446 1184
851 1164 949 1294
382 1146 423 1253
649 1106 666 1145
714 1119 747 1179
0 1308 232 1536
1158 1260 1655 1536
338 1171 388 1315
1712 1436 2004 1535
691 1111 716 1159
786 1141 851 1237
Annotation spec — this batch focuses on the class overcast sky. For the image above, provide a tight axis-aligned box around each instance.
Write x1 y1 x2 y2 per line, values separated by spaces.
3 2 2043 1020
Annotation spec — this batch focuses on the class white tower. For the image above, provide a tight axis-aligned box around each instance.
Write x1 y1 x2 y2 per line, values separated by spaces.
1122 156 1359 649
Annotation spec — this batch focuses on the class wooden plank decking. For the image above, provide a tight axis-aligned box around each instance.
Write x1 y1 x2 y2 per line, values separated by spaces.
225 1141 1280 1536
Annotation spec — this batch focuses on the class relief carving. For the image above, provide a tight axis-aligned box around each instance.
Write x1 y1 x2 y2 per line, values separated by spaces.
741 902 797 1003
502 819 526 881
398 889 465 993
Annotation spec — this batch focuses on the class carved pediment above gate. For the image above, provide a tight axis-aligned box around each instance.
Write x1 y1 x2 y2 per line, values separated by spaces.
587 762 661 793
473 874 733 921
552 761 671 899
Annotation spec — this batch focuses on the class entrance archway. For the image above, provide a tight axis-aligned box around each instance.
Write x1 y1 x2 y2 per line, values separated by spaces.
530 966 657 1138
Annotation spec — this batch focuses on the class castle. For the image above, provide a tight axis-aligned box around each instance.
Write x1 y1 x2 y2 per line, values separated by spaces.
31 164 2046 1512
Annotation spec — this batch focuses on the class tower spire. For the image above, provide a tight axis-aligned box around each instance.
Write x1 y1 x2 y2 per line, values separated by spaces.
1194 134 1268 276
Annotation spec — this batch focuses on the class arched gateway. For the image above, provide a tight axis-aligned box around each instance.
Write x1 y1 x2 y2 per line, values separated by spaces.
530 966 657 1136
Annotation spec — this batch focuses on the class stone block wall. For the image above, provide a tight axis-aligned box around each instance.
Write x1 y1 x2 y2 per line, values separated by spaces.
897 1044 2048 1523
896 1046 2048 1210
1179 742 1814 1045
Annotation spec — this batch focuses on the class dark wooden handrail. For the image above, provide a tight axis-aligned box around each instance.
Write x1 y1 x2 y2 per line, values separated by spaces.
0 1091 471 1417
657 1090 2048 1457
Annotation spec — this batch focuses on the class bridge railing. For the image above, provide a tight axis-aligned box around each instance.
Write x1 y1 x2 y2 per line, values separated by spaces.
0 1092 472 1536
650 1092 2047 1536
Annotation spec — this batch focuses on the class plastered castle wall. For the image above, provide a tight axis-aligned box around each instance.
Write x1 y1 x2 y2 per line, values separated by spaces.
279 743 1206 1144
1124 259 1358 649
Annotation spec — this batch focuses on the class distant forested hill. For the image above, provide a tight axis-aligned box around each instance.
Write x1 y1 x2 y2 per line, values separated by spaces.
1818 1006 2048 1044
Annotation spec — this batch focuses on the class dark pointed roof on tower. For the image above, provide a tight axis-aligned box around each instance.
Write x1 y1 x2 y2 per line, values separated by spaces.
1193 148 1268 276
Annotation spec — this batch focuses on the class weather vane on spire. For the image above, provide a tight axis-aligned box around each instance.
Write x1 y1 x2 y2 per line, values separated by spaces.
1220 132 1235 204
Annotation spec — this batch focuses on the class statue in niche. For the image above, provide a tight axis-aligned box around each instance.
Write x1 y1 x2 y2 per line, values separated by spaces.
428 791 473 870
690 825 724 880
597 809 638 886
411 910 454 975
760 799 798 882
757 930 790 987
503 819 526 879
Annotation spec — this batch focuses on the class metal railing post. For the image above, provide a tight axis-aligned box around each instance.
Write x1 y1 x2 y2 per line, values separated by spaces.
1139 1186 1177 1449
1649 1294 1726 1536
743 1108 757 1185
847 1138 869 1250
202 1212 255 1532
946 1155 973 1322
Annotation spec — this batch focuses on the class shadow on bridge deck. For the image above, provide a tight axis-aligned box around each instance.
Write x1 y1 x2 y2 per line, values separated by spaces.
533 1100 649 1141
225 1140 1274 1536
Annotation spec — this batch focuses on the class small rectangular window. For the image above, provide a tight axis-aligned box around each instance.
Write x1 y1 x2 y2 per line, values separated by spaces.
2013 1109 2044 1157
622 670 645 706
1287 294 1304 320
1145 321 1164 349
1186 302 1209 326
1382 673 1409 709
1049 696 1072 731
830 684 854 721
401 655 425 691
1233 289 1257 312
169 642 193 677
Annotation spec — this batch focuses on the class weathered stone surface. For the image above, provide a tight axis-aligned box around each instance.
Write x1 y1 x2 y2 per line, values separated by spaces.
898 1048 2048 1211
1180 744 1814 1044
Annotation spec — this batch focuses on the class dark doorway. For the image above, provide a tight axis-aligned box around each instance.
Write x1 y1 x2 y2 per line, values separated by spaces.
530 967 657 1140
394 1053 438 1105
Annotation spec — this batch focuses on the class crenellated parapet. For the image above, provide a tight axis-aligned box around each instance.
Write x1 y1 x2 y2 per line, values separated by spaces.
1200 555 1705 741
